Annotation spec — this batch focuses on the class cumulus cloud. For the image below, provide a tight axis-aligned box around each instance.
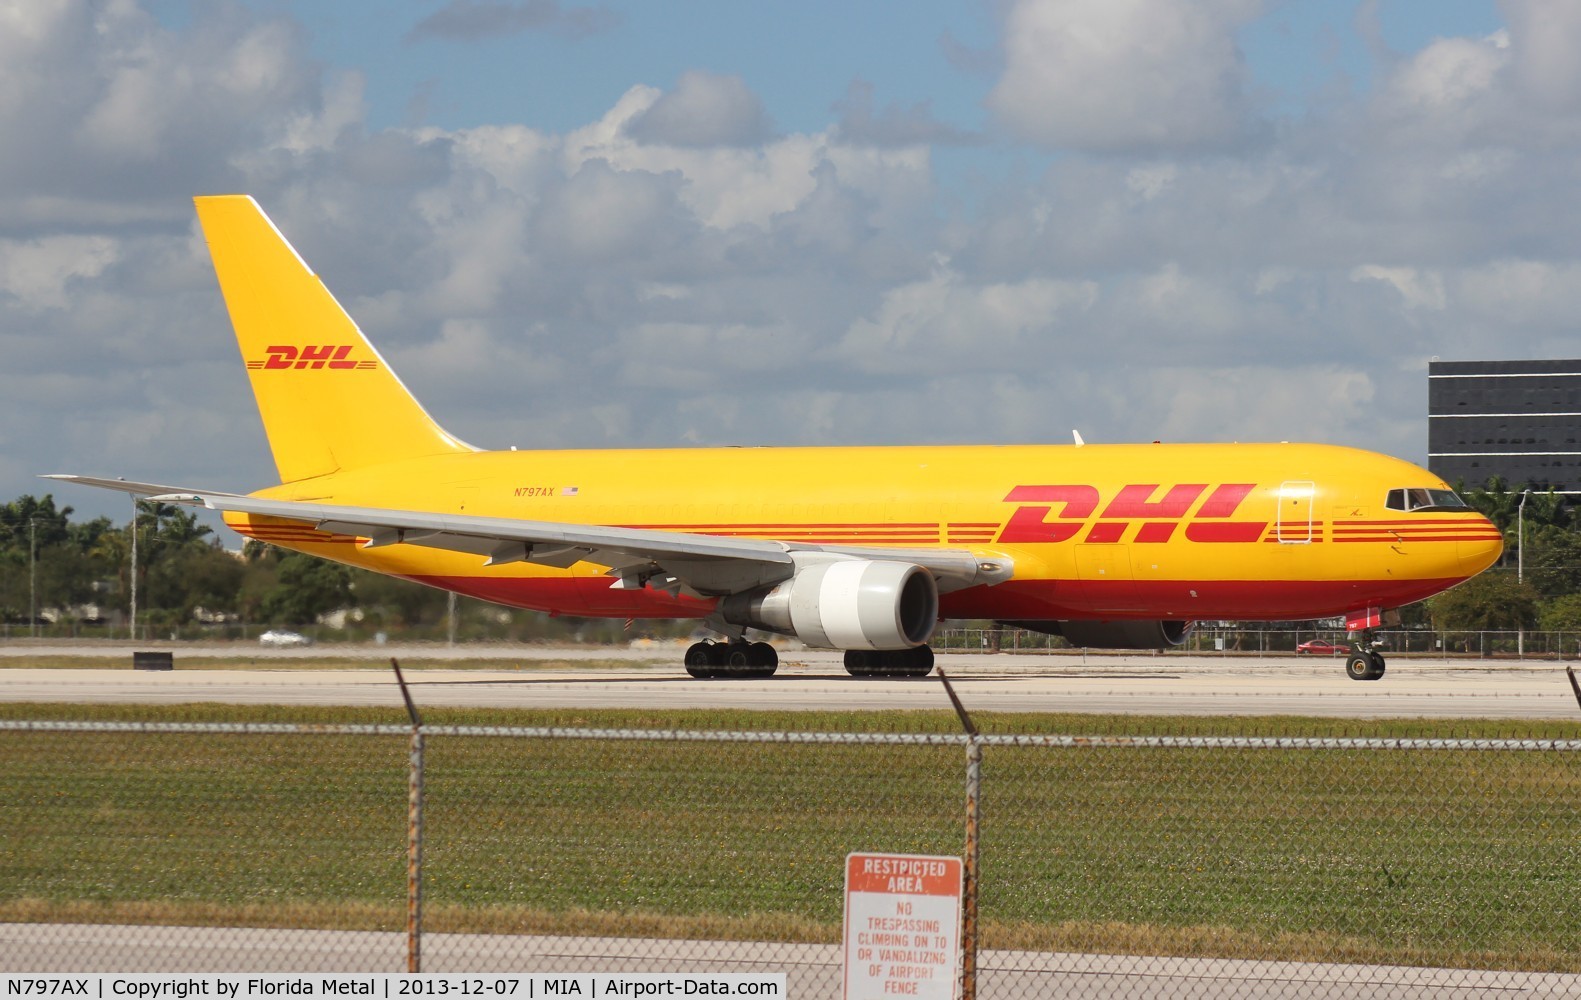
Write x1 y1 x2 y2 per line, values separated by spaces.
987 0 1264 152
0 2 320 222
832 267 1099 374
0 236 119 311
832 80 980 148
624 71 773 148
1368 0 1581 148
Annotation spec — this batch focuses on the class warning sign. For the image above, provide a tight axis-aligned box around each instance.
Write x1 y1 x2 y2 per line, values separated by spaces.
842 853 962 999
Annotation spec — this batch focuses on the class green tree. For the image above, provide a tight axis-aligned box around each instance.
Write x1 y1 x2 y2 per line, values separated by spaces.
0 495 81 621
1537 594 1581 632
1426 571 1539 631
1522 525 1581 599
350 570 449 627
1461 479 1571 570
261 552 354 625
134 501 222 625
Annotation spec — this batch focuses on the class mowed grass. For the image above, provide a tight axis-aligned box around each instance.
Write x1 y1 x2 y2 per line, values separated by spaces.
0 703 1578 972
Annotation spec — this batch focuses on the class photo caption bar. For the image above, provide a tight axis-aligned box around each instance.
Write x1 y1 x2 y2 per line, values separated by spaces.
2 976 784 1000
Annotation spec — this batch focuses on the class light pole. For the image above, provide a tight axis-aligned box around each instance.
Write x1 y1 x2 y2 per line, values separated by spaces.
1517 489 1531 661
129 497 138 642
29 518 37 639
1517 489 1531 583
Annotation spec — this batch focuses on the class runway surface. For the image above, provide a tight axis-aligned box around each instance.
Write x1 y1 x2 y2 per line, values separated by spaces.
2 645 1580 719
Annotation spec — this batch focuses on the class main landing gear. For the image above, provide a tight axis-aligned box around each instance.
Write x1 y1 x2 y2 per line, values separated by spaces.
684 639 779 679
1344 634 1386 681
844 645 935 678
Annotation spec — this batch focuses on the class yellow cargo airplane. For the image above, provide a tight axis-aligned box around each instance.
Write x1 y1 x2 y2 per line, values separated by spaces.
51 196 1503 682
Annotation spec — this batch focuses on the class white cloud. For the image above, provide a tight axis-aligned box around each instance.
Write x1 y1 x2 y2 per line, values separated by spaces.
0 235 119 310
988 0 1263 151
1502 0 1581 113
626 71 773 148
553 82 930 230
833 268 1100 374
1349 266 1447 311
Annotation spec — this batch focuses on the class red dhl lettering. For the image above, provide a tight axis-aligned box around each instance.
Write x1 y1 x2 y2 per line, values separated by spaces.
247 345 377 371
997 483 1267 544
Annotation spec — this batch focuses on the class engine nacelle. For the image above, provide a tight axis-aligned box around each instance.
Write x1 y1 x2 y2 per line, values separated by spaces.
1000 619 1195 650
721 559 939 650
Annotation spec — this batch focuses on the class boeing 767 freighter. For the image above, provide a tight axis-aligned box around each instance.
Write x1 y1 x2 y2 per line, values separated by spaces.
51 197 1503 681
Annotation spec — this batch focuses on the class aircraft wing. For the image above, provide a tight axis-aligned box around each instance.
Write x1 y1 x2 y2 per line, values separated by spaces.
49 479 1009 598
41 475 245 499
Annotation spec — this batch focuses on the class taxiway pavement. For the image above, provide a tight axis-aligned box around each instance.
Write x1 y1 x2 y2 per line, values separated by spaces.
2 646 1579 719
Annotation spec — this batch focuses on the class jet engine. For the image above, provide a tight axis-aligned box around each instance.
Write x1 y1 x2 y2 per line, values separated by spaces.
720 559 938 650
1000 619 1195 650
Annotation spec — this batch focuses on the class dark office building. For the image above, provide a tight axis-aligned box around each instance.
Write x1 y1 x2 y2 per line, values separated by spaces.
1428 359 1581 495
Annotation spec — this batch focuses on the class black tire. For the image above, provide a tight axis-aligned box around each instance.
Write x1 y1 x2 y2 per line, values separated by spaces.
1344 651 1373 681
845 647 933 677
684 641 716 679
748 641 779 677
723 643 753 676
844 649 875 677
1345 650 1385 681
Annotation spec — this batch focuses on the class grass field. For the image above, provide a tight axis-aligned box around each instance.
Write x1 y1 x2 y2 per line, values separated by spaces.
1 703 1578 972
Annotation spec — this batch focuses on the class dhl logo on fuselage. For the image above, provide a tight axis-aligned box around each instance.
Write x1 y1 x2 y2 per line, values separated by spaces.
998 483 1265 545
246 345 378 370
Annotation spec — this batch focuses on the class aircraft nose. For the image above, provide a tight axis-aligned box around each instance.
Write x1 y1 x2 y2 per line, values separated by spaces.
1456 515 1504 578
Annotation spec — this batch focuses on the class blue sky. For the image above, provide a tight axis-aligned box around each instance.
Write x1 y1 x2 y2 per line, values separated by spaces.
4 0 1579 521
169 1 1506 135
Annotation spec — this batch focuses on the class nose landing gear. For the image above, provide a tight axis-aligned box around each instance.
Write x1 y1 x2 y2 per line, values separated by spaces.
1344 633 1386 681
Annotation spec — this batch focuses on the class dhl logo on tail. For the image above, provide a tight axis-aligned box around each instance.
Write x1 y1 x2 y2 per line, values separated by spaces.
246 345 378 371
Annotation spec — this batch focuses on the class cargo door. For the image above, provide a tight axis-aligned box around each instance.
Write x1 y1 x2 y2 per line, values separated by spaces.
1276 481 1315 544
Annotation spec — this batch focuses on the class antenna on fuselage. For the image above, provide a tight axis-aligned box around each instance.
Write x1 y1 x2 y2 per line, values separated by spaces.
1072 430 1086 447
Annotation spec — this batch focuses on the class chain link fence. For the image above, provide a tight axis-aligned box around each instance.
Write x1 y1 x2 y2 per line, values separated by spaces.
932 626 1581 659
11 625 1581 657
2 718 1580 996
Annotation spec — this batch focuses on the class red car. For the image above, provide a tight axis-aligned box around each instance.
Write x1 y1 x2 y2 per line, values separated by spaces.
1296 640 1351 654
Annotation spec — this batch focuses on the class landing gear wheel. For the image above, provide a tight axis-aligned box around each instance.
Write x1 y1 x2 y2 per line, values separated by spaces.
684 641 718 679
723 642 754 676
1345 650 1385 681
747 641 779 677
843 646 934 678
844 649 876 677
687 639 777 679
904 644 935 678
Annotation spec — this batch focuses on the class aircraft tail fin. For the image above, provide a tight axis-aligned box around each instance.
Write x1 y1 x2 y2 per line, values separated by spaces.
194 195 473 484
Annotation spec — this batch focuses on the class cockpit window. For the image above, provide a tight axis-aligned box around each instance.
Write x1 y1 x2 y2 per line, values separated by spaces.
1385 488 1469 512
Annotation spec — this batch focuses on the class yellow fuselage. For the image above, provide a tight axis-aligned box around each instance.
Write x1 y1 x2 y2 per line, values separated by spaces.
230 440 1503 623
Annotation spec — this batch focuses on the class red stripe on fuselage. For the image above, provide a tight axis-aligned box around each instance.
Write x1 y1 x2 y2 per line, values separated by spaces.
404 574 1469 624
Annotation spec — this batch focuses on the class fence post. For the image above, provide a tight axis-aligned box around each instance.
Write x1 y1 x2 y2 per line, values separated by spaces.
393 659 424 973
938 669 980 1000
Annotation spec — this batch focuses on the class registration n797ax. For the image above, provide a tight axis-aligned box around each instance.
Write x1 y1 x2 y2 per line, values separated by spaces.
50 196 1503 682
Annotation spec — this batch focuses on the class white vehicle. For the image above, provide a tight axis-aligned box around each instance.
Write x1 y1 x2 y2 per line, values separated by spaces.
259 629 312 648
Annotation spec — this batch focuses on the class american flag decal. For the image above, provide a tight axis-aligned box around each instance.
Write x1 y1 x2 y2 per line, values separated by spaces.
562 486 579 496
